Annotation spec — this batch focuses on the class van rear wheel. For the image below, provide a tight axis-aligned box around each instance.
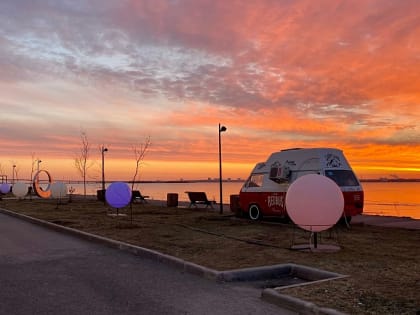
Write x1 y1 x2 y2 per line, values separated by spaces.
249 204 262 221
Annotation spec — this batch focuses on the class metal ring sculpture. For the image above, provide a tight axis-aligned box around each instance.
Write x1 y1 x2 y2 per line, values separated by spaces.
33 170 53 198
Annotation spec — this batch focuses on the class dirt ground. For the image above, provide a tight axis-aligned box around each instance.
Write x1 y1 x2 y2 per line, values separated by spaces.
1 196 419 315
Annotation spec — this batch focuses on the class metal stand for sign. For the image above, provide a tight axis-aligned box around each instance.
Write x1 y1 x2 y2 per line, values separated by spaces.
290 225 341 252
107 208 127 217
313 232 319 248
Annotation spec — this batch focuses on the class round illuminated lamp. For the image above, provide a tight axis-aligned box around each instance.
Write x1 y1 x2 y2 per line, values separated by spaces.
12 182 28 198
0 183 11 194
33 170 53 199
105 182 132 208
51 182 68 199
286 174 344 232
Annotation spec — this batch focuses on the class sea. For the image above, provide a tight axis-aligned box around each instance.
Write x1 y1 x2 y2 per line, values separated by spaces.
64 181 420 219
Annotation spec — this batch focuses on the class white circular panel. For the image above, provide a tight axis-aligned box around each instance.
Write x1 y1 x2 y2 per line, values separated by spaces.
51 182 67 198
105 182 132 208
13 182 28 198
286 174 344 232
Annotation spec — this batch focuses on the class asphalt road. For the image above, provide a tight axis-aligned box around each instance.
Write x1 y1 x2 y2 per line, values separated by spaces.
0 212 292 315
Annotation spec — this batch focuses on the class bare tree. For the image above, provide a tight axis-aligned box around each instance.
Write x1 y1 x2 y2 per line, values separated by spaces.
129 136 151 223
131 136 151 191
75 131 91 198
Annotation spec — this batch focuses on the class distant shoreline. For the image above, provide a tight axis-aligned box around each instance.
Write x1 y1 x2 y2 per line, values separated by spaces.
359 178 420 183
6 178 420 184
71 178 420 184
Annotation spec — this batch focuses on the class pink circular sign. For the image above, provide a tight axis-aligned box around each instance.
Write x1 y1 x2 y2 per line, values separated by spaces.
285 174 344 232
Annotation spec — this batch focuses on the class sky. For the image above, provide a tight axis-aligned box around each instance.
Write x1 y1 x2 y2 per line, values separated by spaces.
0 0 419 182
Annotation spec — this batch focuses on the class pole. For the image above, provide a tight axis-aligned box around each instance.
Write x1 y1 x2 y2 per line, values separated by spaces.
12 165 16 184
219 124 223 214
218 123 227 214
101 146 107 204
102 148 105 192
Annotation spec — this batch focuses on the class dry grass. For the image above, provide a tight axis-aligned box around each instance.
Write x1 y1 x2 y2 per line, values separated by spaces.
1 197 419 315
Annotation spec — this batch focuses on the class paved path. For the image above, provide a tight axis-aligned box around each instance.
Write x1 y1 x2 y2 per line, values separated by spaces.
0 213 293 315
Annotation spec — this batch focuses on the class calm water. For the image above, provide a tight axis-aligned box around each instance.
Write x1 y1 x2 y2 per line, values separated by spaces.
361 182 420 219
67 181 420 219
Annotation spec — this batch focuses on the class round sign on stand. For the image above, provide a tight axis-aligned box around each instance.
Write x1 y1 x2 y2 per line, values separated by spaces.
0 183 11 194
286 174 344 251
51 182 68 199
33 170 53 199
12 182 28 198
105 182 132 214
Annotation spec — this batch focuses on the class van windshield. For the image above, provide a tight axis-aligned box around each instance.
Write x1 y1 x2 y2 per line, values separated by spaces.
324 170 359 187
245 174 264 188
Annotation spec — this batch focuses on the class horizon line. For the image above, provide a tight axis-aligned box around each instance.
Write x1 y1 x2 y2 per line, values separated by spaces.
3 178 420 184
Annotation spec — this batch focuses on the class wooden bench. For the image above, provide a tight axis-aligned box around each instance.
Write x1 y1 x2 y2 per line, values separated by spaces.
132 190 149 203
185 191 215 209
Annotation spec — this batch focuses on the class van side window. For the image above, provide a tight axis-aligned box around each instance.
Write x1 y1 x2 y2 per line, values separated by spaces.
247 174 264 187
325 170 359 186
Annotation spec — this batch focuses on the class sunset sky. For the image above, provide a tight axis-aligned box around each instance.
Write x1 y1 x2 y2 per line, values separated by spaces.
0 0 419 182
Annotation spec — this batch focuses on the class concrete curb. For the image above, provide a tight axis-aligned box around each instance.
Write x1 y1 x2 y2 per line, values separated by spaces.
0 207 347 314
218 263 346 283
262 289 347 315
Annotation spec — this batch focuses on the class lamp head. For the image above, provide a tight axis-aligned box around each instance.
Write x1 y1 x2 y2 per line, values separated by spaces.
220 126 227 132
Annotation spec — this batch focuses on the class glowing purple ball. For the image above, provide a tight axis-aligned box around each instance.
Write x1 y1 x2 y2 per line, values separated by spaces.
105 182 132 208
0 183 11 194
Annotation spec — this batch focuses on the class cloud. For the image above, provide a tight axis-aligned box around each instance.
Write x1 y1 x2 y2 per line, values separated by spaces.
3 0 418 111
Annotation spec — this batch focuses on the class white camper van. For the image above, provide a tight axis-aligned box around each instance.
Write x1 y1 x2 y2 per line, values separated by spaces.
239 148 364 221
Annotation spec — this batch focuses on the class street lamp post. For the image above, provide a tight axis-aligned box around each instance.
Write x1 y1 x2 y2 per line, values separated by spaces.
101 146 108 203
12 165 16 184
218 123 227 214
37 159 42 172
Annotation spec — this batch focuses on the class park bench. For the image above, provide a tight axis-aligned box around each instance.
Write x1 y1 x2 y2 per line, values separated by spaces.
132 190 149 203
185 191 215 209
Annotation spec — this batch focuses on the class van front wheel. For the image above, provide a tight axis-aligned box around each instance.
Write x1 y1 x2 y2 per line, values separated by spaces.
249 204 262 221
